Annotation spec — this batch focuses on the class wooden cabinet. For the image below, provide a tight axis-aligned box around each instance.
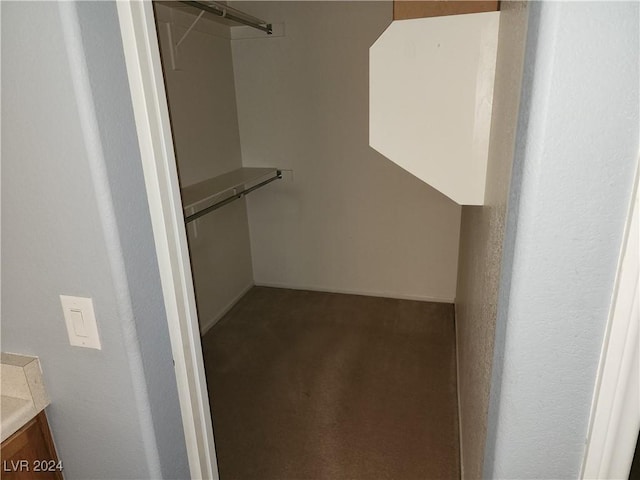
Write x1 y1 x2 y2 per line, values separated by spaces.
1 412 63 480
394 0 499 20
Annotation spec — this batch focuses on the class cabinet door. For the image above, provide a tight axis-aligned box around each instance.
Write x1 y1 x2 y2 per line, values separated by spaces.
1 412 63 480
394 1 499 20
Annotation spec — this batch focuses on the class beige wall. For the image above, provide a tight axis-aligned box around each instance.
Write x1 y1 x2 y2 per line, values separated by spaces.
455 2 529 478
232 1 462 302
156 4 253 333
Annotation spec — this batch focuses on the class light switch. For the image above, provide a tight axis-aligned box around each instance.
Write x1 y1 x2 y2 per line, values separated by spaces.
70 309 87 337
60 295 101 350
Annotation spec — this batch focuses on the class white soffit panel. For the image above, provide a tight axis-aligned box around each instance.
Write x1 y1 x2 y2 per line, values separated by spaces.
370 12 500 205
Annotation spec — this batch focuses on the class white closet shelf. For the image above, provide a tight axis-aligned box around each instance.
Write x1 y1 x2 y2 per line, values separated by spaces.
182 167 281 223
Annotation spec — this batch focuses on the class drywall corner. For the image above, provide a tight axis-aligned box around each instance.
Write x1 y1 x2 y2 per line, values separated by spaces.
484 2 639 477
1 2 189 478
454 1 529 477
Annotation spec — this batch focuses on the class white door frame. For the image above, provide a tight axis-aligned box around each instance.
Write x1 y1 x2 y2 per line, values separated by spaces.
582 165 639 479
116 2 218 478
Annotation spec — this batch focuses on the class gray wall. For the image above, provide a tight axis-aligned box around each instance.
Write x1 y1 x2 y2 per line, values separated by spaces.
455 2 529 478
485 1 639 477
1 2 189 478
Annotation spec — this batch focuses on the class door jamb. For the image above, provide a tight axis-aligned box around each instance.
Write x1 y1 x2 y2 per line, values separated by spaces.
116 2 218 478
581 164 639 478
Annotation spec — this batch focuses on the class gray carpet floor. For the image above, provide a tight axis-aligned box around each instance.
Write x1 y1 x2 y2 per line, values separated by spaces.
201 287 459 480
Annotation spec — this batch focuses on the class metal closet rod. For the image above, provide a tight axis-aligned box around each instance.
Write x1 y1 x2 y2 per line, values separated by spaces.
184 171 282 224
179 1 273 35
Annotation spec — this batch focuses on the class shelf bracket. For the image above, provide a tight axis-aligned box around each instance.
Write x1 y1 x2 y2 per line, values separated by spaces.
176 11 205 49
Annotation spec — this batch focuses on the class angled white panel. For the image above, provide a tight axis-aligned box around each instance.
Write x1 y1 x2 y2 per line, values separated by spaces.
370 12 500 205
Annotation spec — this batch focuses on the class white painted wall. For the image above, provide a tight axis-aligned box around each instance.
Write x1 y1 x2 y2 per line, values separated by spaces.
232 1 461 302
484 2 639 477
155 4 253 333
2 2 189 478
370 12 500 205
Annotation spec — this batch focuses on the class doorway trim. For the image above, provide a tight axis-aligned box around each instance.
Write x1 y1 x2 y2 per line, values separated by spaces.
581 164 639 478
116 2 218 478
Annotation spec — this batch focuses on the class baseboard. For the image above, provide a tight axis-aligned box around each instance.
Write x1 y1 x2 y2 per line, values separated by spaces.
200 282 254 336
198 282 454 336
454 302 465 480
253 281 455 304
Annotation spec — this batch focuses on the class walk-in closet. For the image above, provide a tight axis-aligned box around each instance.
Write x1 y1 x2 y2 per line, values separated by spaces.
152 1 507 477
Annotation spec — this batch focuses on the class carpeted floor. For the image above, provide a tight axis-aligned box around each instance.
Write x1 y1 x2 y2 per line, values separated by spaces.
201 287 459 480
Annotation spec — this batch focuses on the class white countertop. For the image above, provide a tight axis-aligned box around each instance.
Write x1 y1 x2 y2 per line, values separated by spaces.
0 353 50 442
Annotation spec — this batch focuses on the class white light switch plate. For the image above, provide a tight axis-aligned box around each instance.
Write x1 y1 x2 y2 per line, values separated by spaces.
60 295 101 350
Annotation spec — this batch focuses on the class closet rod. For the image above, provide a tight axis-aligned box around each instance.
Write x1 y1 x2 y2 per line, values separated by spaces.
184 170 282 224
179 1 273 35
